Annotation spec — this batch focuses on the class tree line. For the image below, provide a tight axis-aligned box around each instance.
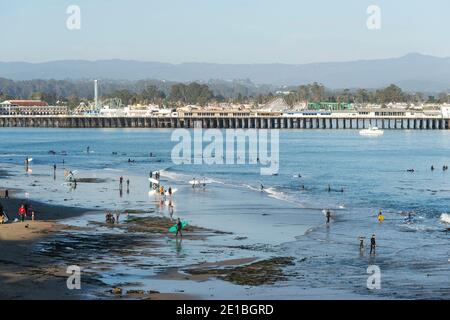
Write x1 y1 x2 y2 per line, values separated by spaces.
0 77 449 109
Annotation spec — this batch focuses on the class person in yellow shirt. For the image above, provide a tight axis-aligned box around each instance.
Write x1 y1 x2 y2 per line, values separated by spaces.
377 210 385 223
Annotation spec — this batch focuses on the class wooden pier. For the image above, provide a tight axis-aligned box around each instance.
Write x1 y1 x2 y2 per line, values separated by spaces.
0 116 448 130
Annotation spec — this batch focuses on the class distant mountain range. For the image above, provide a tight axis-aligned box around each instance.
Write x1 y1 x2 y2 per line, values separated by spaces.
1 53 449 92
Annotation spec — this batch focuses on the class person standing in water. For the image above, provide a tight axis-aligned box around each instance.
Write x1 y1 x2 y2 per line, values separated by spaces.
87 146 90 154
168 187 172 197
176 218 183 238
378 210 384 223
169 203 174 219
326 209 331 224
126 179 130 193
370 234 376 255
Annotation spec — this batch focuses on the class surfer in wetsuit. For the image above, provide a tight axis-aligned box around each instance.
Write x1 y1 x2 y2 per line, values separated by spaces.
176 218 183 238
370 234 376 255
326 209 331 224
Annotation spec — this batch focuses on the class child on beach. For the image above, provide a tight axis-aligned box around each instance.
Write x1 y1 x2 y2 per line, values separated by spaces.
18 205 26 222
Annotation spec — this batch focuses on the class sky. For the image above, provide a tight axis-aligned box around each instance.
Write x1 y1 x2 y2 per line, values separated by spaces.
0 0 449 64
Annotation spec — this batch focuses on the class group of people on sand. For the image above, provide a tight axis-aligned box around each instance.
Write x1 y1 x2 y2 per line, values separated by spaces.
18 203 35 222
0 203 36 223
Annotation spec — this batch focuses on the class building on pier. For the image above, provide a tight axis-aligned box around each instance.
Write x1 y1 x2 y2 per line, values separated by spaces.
0 100 68 115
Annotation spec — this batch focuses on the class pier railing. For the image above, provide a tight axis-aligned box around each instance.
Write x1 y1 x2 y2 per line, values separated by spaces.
0 115 448 129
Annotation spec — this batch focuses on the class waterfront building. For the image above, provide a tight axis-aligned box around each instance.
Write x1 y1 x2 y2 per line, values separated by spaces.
0 100 68 115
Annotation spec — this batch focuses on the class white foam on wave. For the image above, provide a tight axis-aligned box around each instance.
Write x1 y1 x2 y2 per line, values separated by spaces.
440 213 450 224
103 168 123 172
160 169 224 186
159 170 190 182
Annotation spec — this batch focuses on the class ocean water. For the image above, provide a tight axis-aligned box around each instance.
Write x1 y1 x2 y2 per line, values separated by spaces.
0 128 448 299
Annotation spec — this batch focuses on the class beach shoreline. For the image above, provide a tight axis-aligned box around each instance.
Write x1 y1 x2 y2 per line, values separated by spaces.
0 197 100 299
0 196 285 300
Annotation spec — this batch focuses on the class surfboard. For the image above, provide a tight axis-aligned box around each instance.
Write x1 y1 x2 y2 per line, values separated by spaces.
168 220 188 233
27 158 33 162
189 179 211 185
149 178 159 184
165 188 178 195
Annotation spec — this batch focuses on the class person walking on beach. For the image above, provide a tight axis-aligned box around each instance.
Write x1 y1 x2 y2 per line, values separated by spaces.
18 204 26 222
176 218 183 238
370 234 376 255
27 204 33 219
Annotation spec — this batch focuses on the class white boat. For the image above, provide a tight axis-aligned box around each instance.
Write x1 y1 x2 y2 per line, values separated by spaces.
359 126 384 136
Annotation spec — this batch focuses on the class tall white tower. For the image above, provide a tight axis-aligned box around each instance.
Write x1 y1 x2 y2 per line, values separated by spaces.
94 80 98 109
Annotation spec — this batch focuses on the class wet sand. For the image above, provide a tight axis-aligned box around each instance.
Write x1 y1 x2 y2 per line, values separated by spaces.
0 198 97 299
0 196 272 300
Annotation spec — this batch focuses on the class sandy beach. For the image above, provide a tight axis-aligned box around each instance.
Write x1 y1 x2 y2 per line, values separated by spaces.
0 195 284 300
0 198 97 299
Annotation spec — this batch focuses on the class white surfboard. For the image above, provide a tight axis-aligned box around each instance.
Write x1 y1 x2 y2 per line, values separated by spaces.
166 188 178 195
190 179 212 185
149 178 159 184
27 158 33 162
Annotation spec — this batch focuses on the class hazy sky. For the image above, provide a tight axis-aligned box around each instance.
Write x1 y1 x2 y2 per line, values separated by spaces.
1 0 449 64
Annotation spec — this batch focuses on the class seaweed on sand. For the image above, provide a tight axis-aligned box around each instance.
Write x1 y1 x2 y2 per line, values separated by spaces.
188 257 295 286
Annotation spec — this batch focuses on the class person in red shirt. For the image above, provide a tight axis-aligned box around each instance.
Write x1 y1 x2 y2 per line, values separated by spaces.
18 204 26 222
